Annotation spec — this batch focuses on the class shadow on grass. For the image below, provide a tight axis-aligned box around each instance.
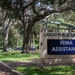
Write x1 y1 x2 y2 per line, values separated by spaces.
16 67 62 75
16 66 52 75
1 60 14 63
16 65 75 75
1 58 75 75
0 51 40 59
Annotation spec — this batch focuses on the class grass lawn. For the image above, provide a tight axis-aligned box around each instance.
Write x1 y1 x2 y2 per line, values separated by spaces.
0 50 40 62
1 50 75 75
16 66 75 75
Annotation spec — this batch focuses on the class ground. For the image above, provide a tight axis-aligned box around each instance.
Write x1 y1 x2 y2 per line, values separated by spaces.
0 50 40 75
1 51 75 75
1 59 75 75
0 62 22 75
0 60 40 75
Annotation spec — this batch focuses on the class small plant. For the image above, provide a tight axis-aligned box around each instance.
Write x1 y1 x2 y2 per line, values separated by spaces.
16 65 75 75
0 50 40 62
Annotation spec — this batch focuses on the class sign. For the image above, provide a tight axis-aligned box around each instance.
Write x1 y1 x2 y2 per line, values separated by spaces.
44 33 75 37
47 39 75 55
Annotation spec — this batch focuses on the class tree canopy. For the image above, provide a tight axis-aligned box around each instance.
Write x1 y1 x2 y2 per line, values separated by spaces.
0 0 75 52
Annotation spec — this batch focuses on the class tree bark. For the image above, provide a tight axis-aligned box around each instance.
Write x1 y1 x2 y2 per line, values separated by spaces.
21 23 33 53
2 19 15 52
3 26 9 52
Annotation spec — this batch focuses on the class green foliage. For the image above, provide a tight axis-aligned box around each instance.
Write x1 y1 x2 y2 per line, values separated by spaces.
47 0 56 4
16 66 75 75
35 39 39 44
8 22 23 47
14 23 24 36
0 51 40 62
8 29 17 47
0 25 3 47
40 0 66 5
35 39 39 49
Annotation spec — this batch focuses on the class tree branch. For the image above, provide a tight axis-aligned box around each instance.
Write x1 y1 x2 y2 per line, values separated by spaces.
34 4 75 23
32 1 39 16
23 0 36 11
34 0 75 22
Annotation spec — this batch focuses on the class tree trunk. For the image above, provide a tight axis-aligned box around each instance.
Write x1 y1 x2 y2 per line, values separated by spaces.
21 23 33 53
29 34 32 46
3 27 9 52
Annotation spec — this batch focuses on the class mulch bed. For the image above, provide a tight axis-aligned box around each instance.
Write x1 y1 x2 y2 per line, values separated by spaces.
0 61 38 75
0 63 13 75
0 62 23 75
0 71 13 75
